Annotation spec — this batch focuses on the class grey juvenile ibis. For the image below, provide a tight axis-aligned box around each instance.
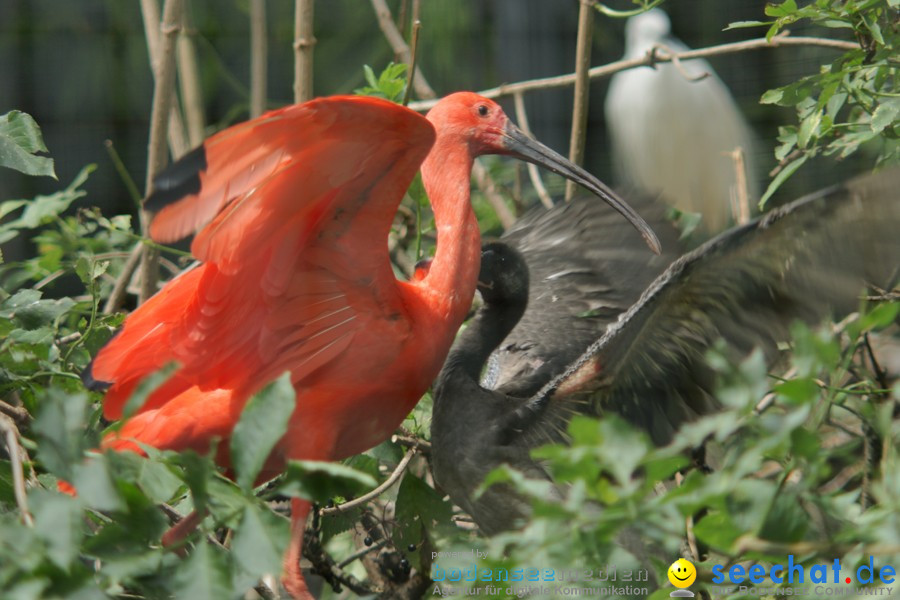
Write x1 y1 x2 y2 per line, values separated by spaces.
431 169 900 535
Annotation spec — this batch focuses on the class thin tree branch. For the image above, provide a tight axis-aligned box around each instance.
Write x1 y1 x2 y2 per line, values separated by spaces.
319 448 418 517
140 0 184 305
565 0 595 202
370 0 433 99
177 9 205 147
408 34 860 112
513 93 553 209
250 0 268 117
369 0 514 228
293 0 315 103
1 415 33 527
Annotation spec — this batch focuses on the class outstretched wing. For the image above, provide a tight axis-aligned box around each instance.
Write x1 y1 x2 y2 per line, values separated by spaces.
485 195 681 397
92 96 435 419
532 169 900 445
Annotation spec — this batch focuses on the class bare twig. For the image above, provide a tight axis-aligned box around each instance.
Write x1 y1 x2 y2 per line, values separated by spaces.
402 17 421 106
104 140 143 208
319 448 418 517
177 9 205 147
140 0 189 158
294 0 315 103
140 0 184 305
565 0 595 202
370 0 434 100
0 398 30 425
104 243 144 314
250 0 268 117
513 92 553 209
408 34 860 112
336 538 389 568
1 415 33 527
472 163 516 229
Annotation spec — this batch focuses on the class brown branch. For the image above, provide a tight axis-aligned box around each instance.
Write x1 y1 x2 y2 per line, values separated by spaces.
1 415 33 527
177 10 205 148
407 34 860 112
250 0 268 117
0 398 30 426
319 448 418 517
513 92 553 209
371 0 433 100
104 242 143 314
293 0 315 103
140 0 185 304
565 0 595 202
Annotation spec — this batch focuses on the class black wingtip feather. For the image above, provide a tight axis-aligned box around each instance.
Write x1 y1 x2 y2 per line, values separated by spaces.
143 145 208 213
81 358 112 392
80 329 120 392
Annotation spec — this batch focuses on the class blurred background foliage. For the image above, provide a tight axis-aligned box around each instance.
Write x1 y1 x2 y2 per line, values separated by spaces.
0 0 883 264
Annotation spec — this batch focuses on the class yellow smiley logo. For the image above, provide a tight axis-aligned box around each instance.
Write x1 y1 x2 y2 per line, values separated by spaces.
668 558 697 588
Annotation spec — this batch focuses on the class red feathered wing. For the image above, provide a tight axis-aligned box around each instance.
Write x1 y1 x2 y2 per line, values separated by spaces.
92 97 435 454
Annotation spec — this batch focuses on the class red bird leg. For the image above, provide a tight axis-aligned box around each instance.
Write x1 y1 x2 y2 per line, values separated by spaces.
161 508 206 555
282 498 313 599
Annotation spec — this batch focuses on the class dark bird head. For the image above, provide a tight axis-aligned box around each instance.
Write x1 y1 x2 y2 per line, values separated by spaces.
477 242 529 309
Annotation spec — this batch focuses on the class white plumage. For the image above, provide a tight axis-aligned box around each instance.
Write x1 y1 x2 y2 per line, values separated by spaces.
605 9 758 231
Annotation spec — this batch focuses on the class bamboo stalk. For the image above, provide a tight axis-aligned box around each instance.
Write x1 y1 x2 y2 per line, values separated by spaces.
140 0 184 304
565 0 595 202
140 0 189 158
177 8 205 147
293 0 315 103
250 0 268 117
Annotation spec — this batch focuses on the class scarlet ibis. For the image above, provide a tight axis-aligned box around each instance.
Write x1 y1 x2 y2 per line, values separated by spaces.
78 92 659 598
431 169 900 534
605 8 758 231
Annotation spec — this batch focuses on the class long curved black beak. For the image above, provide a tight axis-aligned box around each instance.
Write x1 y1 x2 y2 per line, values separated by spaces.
501 121 661 255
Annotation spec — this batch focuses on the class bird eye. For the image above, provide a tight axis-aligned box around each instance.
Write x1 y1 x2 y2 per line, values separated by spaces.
477 104 489 117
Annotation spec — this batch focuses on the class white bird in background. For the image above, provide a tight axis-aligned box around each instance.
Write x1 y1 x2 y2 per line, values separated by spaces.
605 9 759 232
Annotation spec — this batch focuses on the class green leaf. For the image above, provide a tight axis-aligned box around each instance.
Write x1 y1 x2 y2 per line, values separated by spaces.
230 504 289 589
72 454 126 512
0 110 56 178
174 542 233 600
32 389 92 480
797 109 822 149
30 489 84 570
230 372 296 490
2 165 94 234
724 20 772 30
277 460 376 503
393 472 455 570
693 511 741 550
759 155 808 209
871 99 900 134
74 256 110 286
775 377 819 405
